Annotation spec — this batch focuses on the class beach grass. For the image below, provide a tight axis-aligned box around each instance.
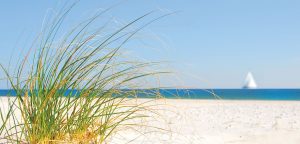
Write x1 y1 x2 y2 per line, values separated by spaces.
0 3 166 143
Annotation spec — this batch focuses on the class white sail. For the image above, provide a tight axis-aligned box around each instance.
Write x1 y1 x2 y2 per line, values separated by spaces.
243 72 257 89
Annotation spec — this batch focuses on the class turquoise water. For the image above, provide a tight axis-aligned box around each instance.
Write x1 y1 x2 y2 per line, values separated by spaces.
156 89 300 100
0 89 299 100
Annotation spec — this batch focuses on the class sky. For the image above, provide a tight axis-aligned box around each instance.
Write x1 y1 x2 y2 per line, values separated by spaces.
0 0 299 88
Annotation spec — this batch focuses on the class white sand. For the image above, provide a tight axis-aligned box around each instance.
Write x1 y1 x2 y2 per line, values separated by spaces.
1 97 300 144
115 99 300 144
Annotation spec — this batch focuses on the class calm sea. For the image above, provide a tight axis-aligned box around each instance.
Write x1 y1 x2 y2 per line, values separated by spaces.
0 89 299 101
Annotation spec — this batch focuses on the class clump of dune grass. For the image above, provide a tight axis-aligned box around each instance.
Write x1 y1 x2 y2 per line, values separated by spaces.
0 3 167 143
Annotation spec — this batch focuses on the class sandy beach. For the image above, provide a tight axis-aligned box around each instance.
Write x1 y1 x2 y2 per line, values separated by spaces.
1 97 300 144
114 99 300 144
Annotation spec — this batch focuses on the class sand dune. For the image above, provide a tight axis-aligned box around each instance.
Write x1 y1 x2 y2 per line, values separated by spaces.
1 97 300 144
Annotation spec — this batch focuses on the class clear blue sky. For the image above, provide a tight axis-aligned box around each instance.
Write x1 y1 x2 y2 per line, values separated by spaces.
0 0 299 88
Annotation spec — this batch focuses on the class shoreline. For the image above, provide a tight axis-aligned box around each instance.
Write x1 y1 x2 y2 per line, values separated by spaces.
2 96 300 102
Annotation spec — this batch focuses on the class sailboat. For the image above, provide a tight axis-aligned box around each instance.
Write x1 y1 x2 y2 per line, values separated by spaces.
243 72 257 89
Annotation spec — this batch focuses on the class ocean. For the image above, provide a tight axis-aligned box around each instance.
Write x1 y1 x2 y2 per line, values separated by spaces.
0 89 299 100
157 89 300 100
